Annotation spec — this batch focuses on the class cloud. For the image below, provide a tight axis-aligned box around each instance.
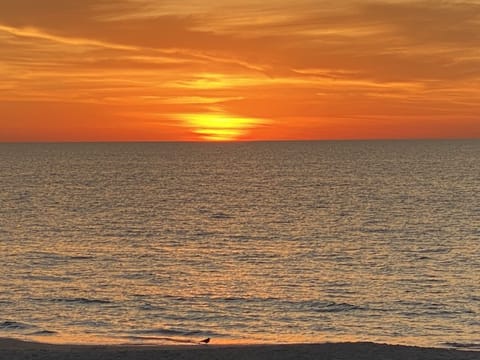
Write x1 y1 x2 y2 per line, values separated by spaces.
0 24 136 50
1 0 479 141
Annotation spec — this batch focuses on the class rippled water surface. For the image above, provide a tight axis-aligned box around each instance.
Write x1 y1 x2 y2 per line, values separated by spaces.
0 141 479 349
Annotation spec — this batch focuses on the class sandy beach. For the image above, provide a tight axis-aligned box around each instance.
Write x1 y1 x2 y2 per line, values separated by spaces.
1 338 479 360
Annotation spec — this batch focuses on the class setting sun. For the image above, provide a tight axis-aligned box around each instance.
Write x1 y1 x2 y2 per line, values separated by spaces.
178 113 267 141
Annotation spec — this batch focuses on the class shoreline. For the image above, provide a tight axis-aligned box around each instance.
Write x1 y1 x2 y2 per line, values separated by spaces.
1 338 479 360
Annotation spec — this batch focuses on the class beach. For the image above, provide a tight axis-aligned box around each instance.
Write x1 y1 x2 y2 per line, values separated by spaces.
1 338 479 360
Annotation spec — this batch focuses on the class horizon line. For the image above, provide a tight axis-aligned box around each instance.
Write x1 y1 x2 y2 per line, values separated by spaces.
1 137 479 144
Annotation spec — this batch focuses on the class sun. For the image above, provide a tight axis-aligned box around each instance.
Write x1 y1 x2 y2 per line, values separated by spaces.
178 112 266 141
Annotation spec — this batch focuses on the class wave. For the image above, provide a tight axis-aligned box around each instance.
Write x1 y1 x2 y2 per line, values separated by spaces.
50 297 112 305
127 335 199 344
25 251 94 262
443 342 480 350
194 231 219 237
210 212 233 220
147 295 363 314
131 327 224 338
159 294 282 304
28 329 57 335
68 255 94 260
401 308 476 318
362 228 395 234
22 275 72 282
315 302 363 313
133 327 201 336
292 300 363 313
0 321 35 330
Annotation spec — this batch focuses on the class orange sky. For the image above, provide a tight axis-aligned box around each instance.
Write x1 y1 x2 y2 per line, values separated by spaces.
1 0 479 141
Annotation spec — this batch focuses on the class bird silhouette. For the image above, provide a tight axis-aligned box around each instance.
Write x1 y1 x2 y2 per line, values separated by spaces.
199 337 210 344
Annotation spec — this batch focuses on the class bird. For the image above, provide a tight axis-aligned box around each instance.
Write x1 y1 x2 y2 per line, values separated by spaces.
199 337 210 344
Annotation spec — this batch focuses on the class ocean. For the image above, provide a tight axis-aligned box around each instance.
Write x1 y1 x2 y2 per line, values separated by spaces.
0 140 479 349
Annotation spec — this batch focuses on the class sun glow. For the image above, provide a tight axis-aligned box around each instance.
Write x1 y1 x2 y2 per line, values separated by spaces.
178 113 267 141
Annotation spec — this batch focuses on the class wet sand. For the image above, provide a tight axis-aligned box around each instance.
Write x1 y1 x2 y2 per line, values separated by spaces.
1 338 479 360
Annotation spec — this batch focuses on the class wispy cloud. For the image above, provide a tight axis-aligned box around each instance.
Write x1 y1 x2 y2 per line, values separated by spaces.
0 24 136 50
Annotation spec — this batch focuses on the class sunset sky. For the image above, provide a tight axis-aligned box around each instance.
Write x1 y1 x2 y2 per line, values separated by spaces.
1 0 479 141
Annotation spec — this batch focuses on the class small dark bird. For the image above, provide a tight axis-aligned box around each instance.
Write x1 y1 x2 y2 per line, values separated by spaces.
199 337 210 344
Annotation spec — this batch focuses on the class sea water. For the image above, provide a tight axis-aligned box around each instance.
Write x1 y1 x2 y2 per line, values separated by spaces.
0 140 479 349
